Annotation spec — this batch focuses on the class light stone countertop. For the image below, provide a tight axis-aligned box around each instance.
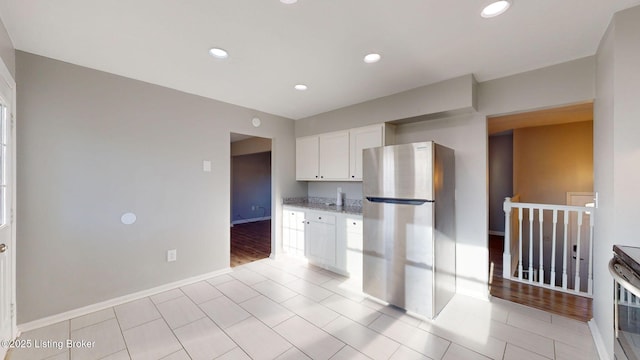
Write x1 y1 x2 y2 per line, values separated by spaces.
282 197 362 215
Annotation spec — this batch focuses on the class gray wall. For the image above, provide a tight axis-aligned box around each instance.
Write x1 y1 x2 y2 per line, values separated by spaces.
478 56 595 116
295 74 476 137
16 51 305 323
488 133 513 233
394 114 488 298
594 5 640 358
232 152 272 222
0 17 14 78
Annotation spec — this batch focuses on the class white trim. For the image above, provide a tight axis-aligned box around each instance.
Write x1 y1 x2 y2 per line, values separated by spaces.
588 318 611 360
488 230 505 236
18 267 231 333
231 216 271 225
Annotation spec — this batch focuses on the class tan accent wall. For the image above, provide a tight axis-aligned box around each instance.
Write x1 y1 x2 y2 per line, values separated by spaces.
513 121 593 204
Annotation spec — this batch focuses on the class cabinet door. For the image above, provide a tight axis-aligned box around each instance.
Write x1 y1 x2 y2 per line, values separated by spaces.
293 211 306 257
305 213 336 266
283 208 306 256
296 136 319 180
349 125 383 181
318 131 349 180
345 216 363 280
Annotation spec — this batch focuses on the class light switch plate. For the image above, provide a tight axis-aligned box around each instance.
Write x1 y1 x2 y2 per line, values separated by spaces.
203 160 212 172
167 249 177 262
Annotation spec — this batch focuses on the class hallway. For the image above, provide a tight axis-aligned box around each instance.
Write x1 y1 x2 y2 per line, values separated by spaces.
230 220 271 267
489 235 593 322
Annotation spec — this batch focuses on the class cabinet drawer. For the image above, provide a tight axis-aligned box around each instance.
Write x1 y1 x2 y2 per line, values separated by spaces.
306 213 335 225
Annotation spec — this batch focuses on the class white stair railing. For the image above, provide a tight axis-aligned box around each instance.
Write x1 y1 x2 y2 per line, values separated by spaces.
502 197 595 297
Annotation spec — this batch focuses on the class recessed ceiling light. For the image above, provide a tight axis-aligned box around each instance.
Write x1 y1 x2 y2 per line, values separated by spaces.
364 53 381 64
481 0 512 18
208 47 229 59
280 0 298 3
294 84 308 91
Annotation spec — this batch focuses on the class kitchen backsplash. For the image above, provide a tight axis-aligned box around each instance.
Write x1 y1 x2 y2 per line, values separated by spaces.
307 181 363 201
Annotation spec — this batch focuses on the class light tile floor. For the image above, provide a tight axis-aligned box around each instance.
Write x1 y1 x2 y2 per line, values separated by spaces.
8 256 599 360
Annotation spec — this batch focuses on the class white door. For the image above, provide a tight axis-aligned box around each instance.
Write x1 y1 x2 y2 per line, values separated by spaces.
0 58 15 358
567 192 595 292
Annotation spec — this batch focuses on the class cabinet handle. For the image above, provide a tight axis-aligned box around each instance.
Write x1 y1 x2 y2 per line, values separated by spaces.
318 217 322 220
353 222 356 225
315 175 319 178
320 176 324 179
351 175 355 178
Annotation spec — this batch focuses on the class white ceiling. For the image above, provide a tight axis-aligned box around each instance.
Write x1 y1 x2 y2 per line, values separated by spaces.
1 1 639 120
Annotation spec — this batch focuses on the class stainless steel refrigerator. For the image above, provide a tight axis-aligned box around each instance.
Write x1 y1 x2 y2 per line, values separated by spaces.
362 141 455 319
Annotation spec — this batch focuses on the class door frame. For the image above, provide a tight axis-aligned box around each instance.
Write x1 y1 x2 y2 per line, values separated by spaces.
0 55 16 354
229 133 274 266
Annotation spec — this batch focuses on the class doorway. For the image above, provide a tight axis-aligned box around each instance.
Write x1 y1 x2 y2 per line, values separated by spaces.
230 133 272 267
486 103 594 320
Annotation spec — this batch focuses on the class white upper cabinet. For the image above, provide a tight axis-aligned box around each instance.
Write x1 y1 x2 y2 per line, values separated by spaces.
318 131 350 180
296 123 394 182
296 136 319 180
349 125 384 181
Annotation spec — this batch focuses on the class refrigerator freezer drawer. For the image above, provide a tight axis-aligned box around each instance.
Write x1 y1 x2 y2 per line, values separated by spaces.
363 200 435 318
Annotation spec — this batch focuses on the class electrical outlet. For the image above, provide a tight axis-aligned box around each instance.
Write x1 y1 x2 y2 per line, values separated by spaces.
167 249 177 262
251 205 256 211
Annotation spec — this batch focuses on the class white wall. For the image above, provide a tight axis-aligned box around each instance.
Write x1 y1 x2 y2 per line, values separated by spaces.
0 17 14 78
594 20 615 358
16 51 306 323
307 182 363 201
593 5 640 358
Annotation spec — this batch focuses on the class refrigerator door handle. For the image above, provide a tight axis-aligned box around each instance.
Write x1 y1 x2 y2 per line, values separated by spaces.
365 197 433 205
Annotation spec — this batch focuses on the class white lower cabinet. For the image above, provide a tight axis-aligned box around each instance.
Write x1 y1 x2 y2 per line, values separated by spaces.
305 211 337 267
343 215 363 280
282 206 363 277
282 207 305 257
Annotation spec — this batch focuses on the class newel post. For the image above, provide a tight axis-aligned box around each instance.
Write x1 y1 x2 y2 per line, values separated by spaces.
502 197 512 278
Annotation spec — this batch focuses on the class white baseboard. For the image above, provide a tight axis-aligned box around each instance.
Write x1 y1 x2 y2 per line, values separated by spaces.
18 267 232 333
588 318 611 360
488 230 505 236
231 216 271 225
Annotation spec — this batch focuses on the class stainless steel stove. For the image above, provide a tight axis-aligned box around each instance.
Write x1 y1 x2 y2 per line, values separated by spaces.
610 245 640 360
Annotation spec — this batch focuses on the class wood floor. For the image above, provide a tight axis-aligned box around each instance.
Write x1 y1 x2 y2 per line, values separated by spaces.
489 235 593 322
230 220 271 267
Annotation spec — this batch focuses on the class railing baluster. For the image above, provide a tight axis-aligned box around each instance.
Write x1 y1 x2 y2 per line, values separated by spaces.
538 208 544 285
551 209 558 287
503 197 512 278
529 207 534 283
501 199 594 297
588 211 594 295
574 210 583 292
562 210 569 290
518 207 523 281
